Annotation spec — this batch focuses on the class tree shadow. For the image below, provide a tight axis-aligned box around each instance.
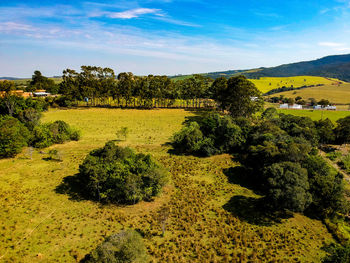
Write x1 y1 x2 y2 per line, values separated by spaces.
223 165 292 226
55 174 88 202
223 195 292 226
223 166 261 195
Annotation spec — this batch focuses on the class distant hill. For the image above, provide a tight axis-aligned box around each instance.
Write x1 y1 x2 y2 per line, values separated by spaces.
170 54 350 82
243 54 350 81
0 77 24 80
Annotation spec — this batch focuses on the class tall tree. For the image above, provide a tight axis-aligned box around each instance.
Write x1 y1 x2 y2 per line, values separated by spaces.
214 75 264 118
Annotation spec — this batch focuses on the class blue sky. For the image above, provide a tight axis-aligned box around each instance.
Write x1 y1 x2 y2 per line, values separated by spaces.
1 0 350 77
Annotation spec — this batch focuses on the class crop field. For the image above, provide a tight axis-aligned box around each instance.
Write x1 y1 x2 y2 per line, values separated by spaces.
0 108 338 262
250 76 341 94
270 82 350 105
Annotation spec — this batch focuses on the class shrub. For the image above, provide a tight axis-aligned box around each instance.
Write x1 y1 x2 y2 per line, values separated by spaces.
263 162 312 212
77 141 167 204
172 122 204 155
31 121 80 148
171 113 244 156
322 244 350 263
304 155 346 218
339 154 350 173
326 151 342 161
0 116 30 158
335 116 350 144
116 127 130 141
83 229 148 263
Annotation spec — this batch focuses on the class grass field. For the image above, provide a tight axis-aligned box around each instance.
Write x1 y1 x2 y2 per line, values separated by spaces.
12 78 62 86
277 109 350 122
269 82 350 105
0 108 338 262
251 76 341 94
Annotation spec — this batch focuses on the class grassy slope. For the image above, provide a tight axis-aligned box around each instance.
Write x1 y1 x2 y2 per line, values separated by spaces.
12 78 62 86
277 109 350 122
270 82 350 105
0 108 336 262
251 76 340 94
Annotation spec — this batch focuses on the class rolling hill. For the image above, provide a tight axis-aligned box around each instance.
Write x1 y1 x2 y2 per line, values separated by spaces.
170 54 350 82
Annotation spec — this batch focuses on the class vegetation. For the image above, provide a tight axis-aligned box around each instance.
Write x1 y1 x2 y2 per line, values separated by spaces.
83 229 148 263
171 108 349 218
0 116 30 157
77 141 167 204
322 244 350 263
212 75 264 117
267 82 350 105
0 88 80 158
0 108 337 262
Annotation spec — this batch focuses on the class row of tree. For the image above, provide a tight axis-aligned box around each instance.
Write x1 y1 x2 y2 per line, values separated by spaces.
58 66 215 108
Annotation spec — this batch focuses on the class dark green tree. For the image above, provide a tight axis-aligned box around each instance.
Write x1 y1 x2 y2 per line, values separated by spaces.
0 116 30 157
77 141 167 204
335 116 350 144
214 75 264 118
263 162 312 212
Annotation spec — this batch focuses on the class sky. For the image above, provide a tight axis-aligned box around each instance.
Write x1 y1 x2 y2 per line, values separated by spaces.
1 0 350 77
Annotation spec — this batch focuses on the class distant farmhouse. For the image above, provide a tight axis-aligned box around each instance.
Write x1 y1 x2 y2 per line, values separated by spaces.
279 103 336 110
0 89 51 98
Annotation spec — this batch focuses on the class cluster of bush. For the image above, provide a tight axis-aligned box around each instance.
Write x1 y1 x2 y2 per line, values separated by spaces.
76 141 168 204
82 229 148 263
0 95 80 158
172 109 350 217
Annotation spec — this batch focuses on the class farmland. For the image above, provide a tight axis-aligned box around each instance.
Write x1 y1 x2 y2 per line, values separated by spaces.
269 82 350 105
250 76 341 94
0 108 338 262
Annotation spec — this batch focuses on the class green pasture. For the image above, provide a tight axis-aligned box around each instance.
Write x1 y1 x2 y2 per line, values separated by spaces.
0 108 336 262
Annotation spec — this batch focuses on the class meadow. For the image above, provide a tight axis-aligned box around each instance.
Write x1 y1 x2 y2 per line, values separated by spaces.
277 108 350 122
0 108 339 262
270 82 350 105
250 76 340 94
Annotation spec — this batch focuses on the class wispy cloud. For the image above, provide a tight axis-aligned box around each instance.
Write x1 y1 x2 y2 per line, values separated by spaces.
0 22 36 32
107 8 163 19
318 42 345 47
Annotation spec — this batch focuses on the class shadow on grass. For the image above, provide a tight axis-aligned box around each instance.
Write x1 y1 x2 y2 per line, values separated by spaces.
223 195 292 226
223 165 292 226
55 174 88 202
223 166 261 194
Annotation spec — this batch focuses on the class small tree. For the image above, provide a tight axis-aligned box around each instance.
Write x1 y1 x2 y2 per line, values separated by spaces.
84 229 148 263
77 141 167 204
116 127 130 141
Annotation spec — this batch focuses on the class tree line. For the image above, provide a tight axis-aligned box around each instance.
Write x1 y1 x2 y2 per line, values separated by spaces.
58 66 215 108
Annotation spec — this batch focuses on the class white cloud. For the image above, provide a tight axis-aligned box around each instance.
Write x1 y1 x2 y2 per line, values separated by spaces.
107 8 162 19
318 42 345 47
0 22 36 32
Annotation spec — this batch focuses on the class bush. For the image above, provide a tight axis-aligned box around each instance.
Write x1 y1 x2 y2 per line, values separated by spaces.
263 162 312 212
339 154 350 173
77 141 168 204
171 113 245 156
83 229 148 263
304 155 346 218
0 116 30 158
172 122 205 155
326 151 342 161
322 244 350 263
335 116 350 144
31 120 80 148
